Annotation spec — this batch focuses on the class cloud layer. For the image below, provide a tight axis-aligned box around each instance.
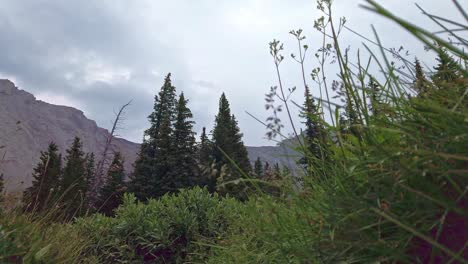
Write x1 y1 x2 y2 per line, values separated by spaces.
0 0 460 145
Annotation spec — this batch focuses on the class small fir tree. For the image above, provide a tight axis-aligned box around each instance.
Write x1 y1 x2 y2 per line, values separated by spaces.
0 173 4 205
273 163 281 178
298 87 325 169
281 165 291 177
413 59 430 96
263 162 273 181
254 157 264 178
198 127 216 192
84 153 95 189
23 142 62 212
367 77 383 116
212 93 252 199
59 137 88 218
98 152 126 216
432 48 461 84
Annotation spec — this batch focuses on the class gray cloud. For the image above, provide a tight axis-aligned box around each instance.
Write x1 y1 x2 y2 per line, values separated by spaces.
0 0 462 145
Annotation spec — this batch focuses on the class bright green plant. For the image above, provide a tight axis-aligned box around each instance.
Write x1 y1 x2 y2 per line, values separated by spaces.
77 187 241 263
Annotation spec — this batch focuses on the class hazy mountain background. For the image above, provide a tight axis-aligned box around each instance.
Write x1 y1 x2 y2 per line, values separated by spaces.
0 79 297 192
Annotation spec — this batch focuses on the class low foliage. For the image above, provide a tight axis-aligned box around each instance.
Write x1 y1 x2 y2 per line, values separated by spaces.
77 187 240 263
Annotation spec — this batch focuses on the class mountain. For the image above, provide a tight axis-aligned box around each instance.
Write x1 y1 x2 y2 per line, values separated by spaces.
0 80 297 193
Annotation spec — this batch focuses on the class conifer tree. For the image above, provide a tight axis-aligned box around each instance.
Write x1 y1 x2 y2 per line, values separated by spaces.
198 127 215 192
413 59 430 96
23 142 62 212
367 77 382 116
199 127 212 167
212 93 252 198
298 87 325 169
60 137 88 218
340 97 362 140
281 165 291 177
263 162 273 181
131 73 178 199
228 114 252 171
98 152 126 216
273 163 281 178
254 157 264 178
84 153 95 188
0 173 4 205
432 48 461 84
168 92 198 189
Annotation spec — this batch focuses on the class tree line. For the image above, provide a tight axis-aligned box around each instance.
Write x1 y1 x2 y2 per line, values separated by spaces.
19 73 289 217
2 47 462 218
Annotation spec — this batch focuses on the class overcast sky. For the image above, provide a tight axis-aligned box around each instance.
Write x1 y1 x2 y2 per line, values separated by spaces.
0 0 464 146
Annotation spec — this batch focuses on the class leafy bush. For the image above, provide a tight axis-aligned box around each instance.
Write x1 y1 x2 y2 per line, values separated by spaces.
77 187 240 263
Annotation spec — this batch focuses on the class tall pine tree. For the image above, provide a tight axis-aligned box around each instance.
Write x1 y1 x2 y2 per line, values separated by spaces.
169 92 198 189
367 77 380 114
84 153 95 190
59 137 88 218
0 173 4 205
298 87 325 169
131 73 177 199
98 152 126 216
413 59 430 96
23 142 62 212
199 127 212 167
212 93 252 198
432 48 461 84
254 157 264 178
198 127 216 192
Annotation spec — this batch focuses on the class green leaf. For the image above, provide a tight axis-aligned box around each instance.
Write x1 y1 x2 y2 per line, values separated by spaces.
34 244 51 261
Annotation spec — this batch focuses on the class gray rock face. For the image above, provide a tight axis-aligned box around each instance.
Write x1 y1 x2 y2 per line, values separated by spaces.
0 79 139 193
0 80 296 193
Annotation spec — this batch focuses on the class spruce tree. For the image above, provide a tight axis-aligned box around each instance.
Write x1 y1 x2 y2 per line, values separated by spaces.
23 142 62 212
0 173 4 205
131 73 177 199
60 137 88 218
229 114 252 171
198 127 215 192
212 93 252 198
432 48 461 84
260 162 282 196
367 77 382 116
84 153 95 189
254 157 264 178
413 59 430 96
168 92 198 189
199 127 212 167
281 165 291 177
273 163 281 178
98 152 126 216
263 162 273 181
298 87 325 169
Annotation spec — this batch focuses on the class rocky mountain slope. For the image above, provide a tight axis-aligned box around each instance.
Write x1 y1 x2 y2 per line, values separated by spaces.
0 80 297 193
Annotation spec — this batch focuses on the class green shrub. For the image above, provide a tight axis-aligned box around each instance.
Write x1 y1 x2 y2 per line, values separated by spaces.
77 187 241 263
